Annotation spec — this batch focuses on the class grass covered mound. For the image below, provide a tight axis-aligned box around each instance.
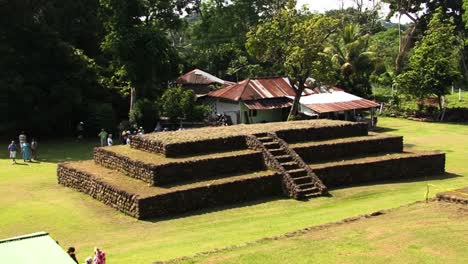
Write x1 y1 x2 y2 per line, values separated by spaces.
141 119 355 144
104 145 258 164
60 161 276 197
131 119 367 157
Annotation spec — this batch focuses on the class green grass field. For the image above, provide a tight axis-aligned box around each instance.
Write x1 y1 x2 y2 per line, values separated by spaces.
0 118 467 263
183 201 468 264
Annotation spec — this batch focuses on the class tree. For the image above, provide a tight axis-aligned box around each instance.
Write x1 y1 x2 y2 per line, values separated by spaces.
100 0 182 122
0 0 110 136
367 26 402 88
395 8 460 114
180 0 289 80
326 24 377 97
159 86 209 122
246 1 337 118
382 0 463 74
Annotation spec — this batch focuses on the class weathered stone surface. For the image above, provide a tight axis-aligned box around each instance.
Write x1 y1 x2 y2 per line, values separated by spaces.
94 148 265 186
312 153 445 187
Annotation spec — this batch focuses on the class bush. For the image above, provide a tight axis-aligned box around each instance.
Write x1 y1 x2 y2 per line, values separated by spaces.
160 86 209 122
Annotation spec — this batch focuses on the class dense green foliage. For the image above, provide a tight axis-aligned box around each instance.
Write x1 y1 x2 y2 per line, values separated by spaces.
395 9 461 110
2 0 467 137
160 86 210 122
246 2 337 117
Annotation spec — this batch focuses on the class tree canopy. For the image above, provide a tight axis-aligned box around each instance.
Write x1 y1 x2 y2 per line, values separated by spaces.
395 8 461 111
246 2 337 118
2 0 466 136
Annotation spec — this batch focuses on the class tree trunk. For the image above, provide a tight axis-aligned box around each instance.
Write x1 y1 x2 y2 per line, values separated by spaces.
288 79 305 120
395 23 418 74
129 87 136 119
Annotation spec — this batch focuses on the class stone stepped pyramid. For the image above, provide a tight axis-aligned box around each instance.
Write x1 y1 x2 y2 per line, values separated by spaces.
58 120 445 219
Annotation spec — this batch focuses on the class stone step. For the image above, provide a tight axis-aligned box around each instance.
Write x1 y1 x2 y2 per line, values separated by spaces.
276 155 293 163
292 176 311 185
58 161 282 219
269 148 287 156
280 161 300 171
287 168 307 178
302 192 323 199
254 132 269 138
297 182 315 189
258 137 274 142
263 142 280 149
297 186 319 193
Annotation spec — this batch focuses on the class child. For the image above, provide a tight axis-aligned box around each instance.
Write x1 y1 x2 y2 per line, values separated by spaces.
8 141 17 164
67 247 78 264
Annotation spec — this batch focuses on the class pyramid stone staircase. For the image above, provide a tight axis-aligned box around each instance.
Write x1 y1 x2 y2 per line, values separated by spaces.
247 133 326 200
58 120 446 219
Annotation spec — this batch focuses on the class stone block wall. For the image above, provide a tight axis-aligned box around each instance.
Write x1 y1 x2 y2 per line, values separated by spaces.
138 173 282 219
295 136 403 163
57 163 140 218
130 135 248 157
313 153 445 187
276 123 368 143
94 148 266 186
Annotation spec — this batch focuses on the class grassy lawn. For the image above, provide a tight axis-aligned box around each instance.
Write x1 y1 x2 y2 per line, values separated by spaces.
183 201 468 264
0 118 467 263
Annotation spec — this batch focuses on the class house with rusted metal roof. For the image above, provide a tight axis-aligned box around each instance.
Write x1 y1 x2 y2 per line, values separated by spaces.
206 77 295 124
176 69 235 96
206 78 380 125
294 86 380 125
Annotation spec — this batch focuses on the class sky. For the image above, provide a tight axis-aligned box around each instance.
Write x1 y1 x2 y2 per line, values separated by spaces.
296 0 413 23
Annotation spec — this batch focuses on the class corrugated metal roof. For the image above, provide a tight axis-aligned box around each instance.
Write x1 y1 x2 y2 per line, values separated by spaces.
208 77 296 101
297 91 379 114
243 98 293 110
176 69 233 85
0 232 76 264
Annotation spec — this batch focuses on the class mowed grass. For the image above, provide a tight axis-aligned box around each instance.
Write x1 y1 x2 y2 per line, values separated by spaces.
0 118 467 264
183 201 468 264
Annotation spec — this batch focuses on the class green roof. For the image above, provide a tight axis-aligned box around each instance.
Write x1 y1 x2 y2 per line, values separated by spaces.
0 232 76 264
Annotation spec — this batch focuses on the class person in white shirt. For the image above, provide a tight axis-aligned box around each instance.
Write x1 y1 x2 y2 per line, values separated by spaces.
107 134 113 146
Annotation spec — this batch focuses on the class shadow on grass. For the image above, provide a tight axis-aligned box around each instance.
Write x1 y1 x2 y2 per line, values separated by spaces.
12 162 29 166
326 172 462 192
372 126 398 133
141 196 286 223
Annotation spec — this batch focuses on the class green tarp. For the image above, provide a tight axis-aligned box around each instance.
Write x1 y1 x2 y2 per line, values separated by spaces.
0 232 76 264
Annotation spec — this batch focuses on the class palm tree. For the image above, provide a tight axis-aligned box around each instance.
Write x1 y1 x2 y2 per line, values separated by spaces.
326 24 376 97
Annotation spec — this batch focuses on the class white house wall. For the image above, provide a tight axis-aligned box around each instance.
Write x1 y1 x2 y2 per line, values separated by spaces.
215 100 241 124
240 103 286 124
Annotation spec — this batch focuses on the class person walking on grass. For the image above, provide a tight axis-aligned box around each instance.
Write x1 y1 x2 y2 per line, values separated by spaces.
8 141 17 164
31 138 38 160
18 131 26 152
107 134 113 146
98 129 108 147
76 122 85 141
21 141 31 162
93 247 106 264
